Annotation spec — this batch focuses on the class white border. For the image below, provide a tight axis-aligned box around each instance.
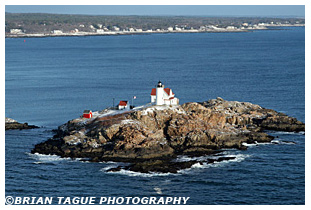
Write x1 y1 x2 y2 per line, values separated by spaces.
1 1 309 210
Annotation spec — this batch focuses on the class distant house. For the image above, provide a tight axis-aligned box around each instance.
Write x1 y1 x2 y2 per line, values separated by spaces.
10 29 23 34
118 101 129 110
150 81 179 105
70 29 79 33
174 26 182 31
199 26 206 31
51 30 63 34
112 26 120 31
83 110 92 118
96 29 105 33
226 26 236 30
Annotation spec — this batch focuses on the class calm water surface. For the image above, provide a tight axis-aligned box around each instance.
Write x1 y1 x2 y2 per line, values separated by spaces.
5 27 305 204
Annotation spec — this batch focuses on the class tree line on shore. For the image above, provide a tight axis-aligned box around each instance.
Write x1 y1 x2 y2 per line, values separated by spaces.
5 12 305 34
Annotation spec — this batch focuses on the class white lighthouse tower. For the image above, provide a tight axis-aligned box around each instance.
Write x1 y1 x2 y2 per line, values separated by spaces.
156 81 164 105
150 81 179 105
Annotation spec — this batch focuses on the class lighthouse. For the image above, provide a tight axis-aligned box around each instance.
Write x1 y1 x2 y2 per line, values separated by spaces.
150 81 179 105
156 81 164 105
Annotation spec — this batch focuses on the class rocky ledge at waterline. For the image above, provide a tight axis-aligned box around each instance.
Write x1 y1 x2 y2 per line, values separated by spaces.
5 117 39 130
32 97 304 173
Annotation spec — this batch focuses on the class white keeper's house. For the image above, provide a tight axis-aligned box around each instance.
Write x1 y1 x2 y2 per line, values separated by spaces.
118 100 130 110
150 81 179 105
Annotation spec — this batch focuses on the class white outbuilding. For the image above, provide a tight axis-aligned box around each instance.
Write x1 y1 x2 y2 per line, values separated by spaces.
118 101 130 110
150 81 179 105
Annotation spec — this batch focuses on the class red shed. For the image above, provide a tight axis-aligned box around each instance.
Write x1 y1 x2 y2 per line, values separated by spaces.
83 110 92 118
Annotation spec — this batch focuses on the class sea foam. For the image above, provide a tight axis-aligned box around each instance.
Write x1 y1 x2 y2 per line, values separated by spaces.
26 152 81 163
178 153 250 173
101 168 175 177
101 152 250 177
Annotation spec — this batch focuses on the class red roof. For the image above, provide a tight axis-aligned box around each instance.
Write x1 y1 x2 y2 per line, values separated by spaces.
150 88 174 96
119 101 128 106
164 88 171 96
151 88 156 96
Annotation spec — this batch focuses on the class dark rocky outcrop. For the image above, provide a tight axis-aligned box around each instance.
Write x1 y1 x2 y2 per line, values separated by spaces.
31 98 304 173
106 156 237 174
5 118 39 130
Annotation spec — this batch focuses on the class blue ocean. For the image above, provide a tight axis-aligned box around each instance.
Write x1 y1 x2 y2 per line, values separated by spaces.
5 27 305 205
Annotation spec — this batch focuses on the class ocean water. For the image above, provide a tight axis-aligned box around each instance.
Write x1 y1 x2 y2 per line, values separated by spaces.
5 27 305 205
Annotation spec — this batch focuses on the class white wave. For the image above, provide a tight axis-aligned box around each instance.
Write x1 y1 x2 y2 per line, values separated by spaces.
27 152 80 163
178 153 251 174
173 155 211 162
225 154 250 162
271 140 296 145
100 153 251 176
177 163 208 174
271 140 280 144
177 160 222 174
250 140 287 146
208 154 250 166
100 151 251 177
174 152 237 163
242 140 272 146
242 142 258 147
101 164 120 171
269 131 304 135
190 162 206 169
154 187 163 194
217 150 236 155
101 168 175 177
27 152 66 162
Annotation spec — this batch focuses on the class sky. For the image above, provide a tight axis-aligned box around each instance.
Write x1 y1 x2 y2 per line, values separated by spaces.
5 5 305 17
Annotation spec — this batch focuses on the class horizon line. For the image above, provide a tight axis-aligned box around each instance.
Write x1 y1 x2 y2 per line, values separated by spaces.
5 12 305 19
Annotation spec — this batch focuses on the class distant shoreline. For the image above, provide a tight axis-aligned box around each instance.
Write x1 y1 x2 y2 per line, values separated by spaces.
5 25 305 39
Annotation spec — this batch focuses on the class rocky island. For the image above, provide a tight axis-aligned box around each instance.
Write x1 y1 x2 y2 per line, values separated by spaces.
5 117 39 130
32 97 304 173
